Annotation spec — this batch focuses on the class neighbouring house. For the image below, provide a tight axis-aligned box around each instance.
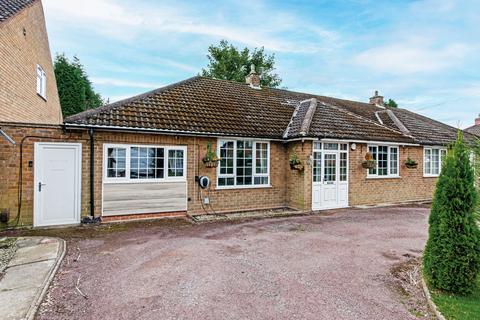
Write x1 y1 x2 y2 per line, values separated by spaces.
465 115 480 137
0 1 476 228
0 0 62 124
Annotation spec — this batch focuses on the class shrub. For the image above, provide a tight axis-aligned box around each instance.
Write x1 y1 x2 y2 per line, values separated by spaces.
423 132 480 295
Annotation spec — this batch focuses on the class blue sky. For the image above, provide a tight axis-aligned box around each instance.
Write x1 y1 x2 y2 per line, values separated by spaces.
43 0 479 128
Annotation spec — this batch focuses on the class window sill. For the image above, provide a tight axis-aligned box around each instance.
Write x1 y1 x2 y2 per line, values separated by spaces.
37 93 47 101
215 185 272 191
366 175 401 180
104 178 186 184
423 175 440 178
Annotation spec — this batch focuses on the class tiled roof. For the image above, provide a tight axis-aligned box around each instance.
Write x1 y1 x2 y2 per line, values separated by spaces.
465 124 480 137
65 76 470 145
0 0 36 22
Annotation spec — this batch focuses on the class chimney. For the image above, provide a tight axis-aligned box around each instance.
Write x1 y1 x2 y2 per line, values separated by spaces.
369 90 384 106
245 64 261 89
476 114 480 126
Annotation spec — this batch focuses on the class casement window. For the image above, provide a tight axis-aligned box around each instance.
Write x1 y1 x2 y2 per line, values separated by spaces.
367 145 399 177
424 147 447 177
217 139 270 188
36 64 47 99
104 144 186 182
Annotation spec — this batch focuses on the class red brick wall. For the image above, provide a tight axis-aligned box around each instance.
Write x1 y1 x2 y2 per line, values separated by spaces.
286 141 313 210
348 143 436 205
0 124 88 227
0 125 438 227
0 125 290 226
0 1 62 124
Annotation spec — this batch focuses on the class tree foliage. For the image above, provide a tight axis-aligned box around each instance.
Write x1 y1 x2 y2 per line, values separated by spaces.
423 132 480 295
386 99 398 108
201 40 282 88
54 54 104 117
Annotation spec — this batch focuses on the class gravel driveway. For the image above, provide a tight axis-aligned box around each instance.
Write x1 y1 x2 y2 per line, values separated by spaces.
36 205 429 320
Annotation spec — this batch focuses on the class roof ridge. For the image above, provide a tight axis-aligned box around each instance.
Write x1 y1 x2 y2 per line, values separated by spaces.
299 98 317 136
321 101 414 141
65 76 200 123
386 109 411 136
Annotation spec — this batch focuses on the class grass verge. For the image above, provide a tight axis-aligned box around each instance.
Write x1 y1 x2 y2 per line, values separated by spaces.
429 277 480 320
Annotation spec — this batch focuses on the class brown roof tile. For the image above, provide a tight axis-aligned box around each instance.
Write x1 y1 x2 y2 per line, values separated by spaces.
65 76 466 145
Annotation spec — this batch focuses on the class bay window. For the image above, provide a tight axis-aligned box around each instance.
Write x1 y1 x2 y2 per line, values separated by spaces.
217 139 270 188
368 145 399 177
424 147 447 176
104 144 186 182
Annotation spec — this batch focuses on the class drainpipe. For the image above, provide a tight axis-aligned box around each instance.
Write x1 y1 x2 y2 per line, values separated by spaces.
88 128 95 218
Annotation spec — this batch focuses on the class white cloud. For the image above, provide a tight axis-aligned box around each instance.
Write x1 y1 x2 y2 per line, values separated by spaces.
43 0 338 53
91 77 163 89
353 41 471 75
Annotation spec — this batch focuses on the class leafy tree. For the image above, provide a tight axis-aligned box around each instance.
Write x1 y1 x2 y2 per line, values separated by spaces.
201 40 282 88
423 132 480 295
386 99 398 108
54 54 104 117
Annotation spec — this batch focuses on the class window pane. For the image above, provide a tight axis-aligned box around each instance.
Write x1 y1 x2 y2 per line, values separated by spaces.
440 149 447 170
324 143 338 150
424 149 431 175
254 176 268 185
255 143 268 174
340 152 347 181
107 147 126 178
432 149 440 175
390 147 398 175
368 146 377 175
324 154 336 182
313 142 322 150
168 149 184 177
219 140 234 176
236 140 253 185
378 146 388 176
313 151 322 182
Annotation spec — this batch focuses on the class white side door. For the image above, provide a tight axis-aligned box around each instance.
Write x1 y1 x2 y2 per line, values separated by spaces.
321 152 338 208
34 142 82 226
312 142 349 211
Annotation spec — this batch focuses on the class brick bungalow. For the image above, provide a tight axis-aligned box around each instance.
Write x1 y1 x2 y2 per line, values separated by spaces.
0 0 476 228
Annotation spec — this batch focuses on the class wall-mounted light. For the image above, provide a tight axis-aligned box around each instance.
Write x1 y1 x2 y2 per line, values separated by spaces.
350 143 357 151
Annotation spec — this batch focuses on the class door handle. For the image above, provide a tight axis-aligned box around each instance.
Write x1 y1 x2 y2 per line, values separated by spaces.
38 182 46 192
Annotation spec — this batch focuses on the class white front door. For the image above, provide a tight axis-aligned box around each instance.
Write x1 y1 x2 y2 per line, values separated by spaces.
34 142 82 226
312 142 349 210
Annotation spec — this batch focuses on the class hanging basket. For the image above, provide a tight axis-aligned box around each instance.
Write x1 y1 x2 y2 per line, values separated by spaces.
290 163 304 171
362 160 376 169
405 163 418 169
203 160 219 168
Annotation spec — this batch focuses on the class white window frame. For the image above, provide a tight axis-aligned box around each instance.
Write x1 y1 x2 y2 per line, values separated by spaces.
424 146 447 177
103 143 187 184
36 64 47 99
216 139 270 189
367 144 400 178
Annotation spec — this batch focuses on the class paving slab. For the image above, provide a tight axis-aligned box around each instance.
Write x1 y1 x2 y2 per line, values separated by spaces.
0 237 65 320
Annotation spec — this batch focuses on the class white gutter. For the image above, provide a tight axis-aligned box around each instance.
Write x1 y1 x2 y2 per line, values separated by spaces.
319 137 421 146
63 123 285 141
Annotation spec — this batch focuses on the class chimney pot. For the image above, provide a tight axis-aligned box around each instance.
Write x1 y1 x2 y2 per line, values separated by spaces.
369 90 384 106
245 64 261 89
475 114 480 126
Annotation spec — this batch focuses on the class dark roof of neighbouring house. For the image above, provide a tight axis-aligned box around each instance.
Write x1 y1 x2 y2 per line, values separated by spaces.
0 0 36 22
465 124 480 137
65 76 474 145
